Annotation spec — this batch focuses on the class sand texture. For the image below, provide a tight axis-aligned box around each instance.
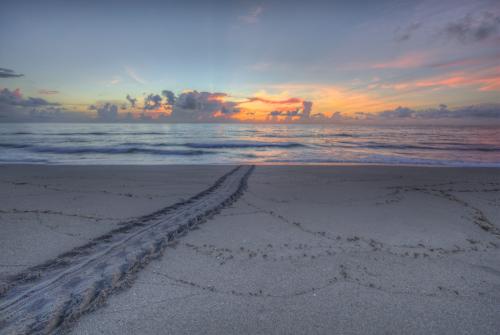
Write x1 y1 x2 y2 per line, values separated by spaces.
1 165 499 334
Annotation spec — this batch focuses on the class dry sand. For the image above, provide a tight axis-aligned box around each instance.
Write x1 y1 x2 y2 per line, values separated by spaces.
0 165 232 280
1 165 499 334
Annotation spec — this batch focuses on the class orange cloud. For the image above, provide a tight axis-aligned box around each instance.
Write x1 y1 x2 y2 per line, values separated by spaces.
231 93 304 121
230 84 398 121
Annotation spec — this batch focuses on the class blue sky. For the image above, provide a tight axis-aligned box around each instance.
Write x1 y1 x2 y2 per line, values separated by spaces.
1 0 499 123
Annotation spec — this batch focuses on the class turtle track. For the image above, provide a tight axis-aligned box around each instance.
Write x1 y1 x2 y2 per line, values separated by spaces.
0 165 254 334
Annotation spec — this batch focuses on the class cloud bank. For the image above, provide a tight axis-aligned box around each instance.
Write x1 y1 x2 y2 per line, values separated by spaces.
1 88 499 125
0 88 57 107
312 104 500 125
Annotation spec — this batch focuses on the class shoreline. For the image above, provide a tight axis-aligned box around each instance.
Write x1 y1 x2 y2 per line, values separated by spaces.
2 163 500 168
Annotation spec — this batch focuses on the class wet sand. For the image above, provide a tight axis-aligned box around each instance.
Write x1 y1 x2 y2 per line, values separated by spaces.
1 165 499 334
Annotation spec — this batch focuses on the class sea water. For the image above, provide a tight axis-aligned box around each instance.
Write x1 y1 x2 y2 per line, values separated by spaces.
0 123 499 166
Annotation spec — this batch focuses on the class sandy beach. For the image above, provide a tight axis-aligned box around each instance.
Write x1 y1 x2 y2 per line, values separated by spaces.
1 165 499 334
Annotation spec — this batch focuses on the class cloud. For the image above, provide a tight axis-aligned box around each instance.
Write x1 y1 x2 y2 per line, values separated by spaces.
246 97 303 104
371 53 428 69
376 104 500 120
143 93 163 110
0 88 91 122
266 100 313 122
161 90 176 105
96 103 119 120
126 94 137 107
302 101 313 120
325 104 500 124
270 109 299 121
125 66 146 84
107 78 121 85
170 91 239 121
0 88 58 107
130 90 309 122
372 65 500 93
0 68 23 78
38 89 59 95
3 86 499 125
394 22 421 42
239 5 263 24
444 11 500 43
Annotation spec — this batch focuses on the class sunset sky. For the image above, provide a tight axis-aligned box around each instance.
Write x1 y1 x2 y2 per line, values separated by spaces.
0 0 499 123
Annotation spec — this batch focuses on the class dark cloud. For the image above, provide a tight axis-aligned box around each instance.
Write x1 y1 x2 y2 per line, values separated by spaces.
310 112 330 122
0 88 89 122
0 88 57 107
126 94 137 107
301 101 312 120
394 22 421 42
143 93 163 110
170 91 238 121
25 106 91 122
29 107 63 121
267 100 313 122
327 104 500 124
376 104 500 120
161 90 176 105
378 106 416 119
96 103 119 120
444 11 500 43
177 92 198 109
0 68 24 78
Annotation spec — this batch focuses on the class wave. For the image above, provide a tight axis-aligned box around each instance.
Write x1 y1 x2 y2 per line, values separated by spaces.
1 132 167 136
0 143 31 149
121 141 305 149
262 133 357 138
120 142 178 147
30 145 213 156
362 142 500 152
0 157 50 163
319 141 500 152
10 132 33 135
184 141 305 149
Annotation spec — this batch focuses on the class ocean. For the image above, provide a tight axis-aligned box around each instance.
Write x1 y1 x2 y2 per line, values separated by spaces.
0 123 499 166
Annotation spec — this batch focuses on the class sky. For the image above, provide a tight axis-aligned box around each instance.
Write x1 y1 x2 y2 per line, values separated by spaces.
0 0 499 124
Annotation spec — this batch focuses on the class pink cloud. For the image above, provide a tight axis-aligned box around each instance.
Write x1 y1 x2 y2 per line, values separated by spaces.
380 67 500 92
12 88 22 98
371 53 428 69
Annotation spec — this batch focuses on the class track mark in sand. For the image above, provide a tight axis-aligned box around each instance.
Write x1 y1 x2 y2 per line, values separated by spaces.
391 185 500 238
0 165 254 335
243 200 498 258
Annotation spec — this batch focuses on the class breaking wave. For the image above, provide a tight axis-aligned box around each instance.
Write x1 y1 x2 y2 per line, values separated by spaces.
29 145 213 156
